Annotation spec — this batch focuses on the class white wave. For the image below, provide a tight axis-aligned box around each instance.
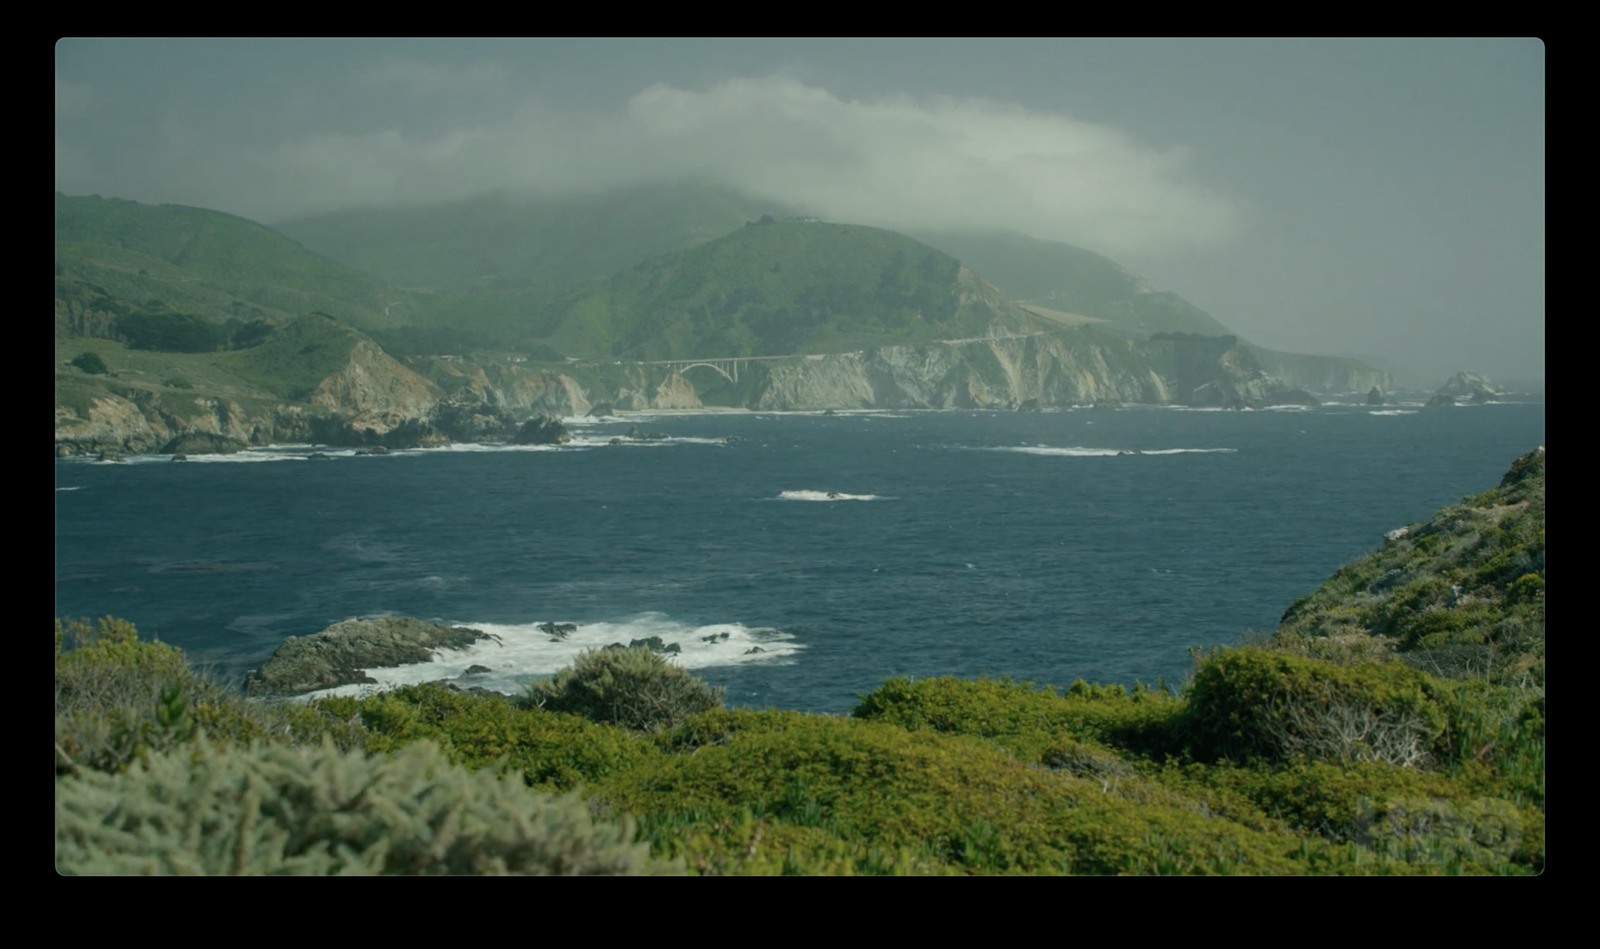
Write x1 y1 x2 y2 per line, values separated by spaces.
778 489 885 501
427 434 730 452
296 612 801 701
424 441 582 453
56 485 82 491
97 445 397 464
1368 409 1419 416
979 445 1235 457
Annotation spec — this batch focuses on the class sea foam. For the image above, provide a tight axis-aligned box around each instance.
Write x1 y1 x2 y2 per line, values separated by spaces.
978 445 1235 457
296 612 802 701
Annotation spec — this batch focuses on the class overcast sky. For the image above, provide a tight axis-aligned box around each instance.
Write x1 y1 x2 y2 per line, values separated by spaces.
55 38 1544 386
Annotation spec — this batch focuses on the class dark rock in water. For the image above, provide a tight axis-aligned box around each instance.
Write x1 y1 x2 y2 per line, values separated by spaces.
243 616 495 697
171 454 187 462
1016 398 1042 412
1366 386 1385 406
365 445 391 455
1424 393 1456 409
431 396 519 443
1470 389 1497 403
540 621 577 641
608 437 624 446
464 664 492 675
159 432 247 455
701 631 732 643
744 646 766 655
587 403 615 417
97 450 125 463
1092 399 1122 411
823 409 838 416
628 636 675 653
308 452 330 460
604 642 627 651
624 424 668 440
515 414 572 445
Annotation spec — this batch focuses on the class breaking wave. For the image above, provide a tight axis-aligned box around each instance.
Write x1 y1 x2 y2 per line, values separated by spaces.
297 613 802 701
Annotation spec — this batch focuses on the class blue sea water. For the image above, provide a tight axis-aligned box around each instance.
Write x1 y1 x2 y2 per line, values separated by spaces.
53 398 1544 714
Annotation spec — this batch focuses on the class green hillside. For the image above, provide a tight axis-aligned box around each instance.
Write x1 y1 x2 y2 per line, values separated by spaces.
55 193 402 335
537 220 1046 359
910 229 1236 338
274 182 791 295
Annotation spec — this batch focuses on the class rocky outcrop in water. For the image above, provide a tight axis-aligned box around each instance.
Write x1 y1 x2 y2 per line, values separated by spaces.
159 432 248 455
243 616 496 697
514 414 572 445
1438 371 1502 401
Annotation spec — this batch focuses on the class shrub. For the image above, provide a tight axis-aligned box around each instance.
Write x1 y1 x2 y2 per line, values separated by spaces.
341 683 655 791
526 647 725 733
853 675 1181 762
55 616 341 775
70 351 109 374
56 617 216 775
1184 648 1447 768
56 739 679 875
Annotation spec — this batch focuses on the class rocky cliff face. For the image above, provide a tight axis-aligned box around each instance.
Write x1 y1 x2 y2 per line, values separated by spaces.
306 336 442 446
753 335 1174 410
56 322 1391 457
54 388 314 457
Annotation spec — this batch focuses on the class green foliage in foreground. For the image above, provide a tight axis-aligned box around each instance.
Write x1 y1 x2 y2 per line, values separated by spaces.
56 618 1544 874
524 646 726 733
56 739 678 875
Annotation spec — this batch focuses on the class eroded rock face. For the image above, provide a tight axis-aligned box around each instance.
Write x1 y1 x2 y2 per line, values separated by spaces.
243 616 494 697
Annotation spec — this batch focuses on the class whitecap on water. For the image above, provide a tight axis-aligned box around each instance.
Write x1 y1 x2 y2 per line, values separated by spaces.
778 490 885 501
295 612 802 701
974 446 1235 457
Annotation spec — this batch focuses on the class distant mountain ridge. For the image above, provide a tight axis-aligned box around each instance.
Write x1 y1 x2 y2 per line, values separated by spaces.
270 185 1389 392
56 189 1394 457
540 220 1046 360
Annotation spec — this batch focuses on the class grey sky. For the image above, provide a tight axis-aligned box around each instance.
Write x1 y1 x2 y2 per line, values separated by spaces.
55 38 1544 386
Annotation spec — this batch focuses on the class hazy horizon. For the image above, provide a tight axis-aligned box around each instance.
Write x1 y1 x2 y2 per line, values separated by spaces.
55 38 1544 387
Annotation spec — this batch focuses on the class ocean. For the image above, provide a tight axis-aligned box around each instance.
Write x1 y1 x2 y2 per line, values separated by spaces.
53 396 1544 714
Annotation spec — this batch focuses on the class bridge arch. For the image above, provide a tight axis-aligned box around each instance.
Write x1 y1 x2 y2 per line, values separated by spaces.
674 361 737 384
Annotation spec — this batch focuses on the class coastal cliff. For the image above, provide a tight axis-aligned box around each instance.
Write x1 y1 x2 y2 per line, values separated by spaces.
57 323 1379 456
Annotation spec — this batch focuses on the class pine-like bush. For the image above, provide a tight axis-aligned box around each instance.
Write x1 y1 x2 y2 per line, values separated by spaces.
55 739 679 875
526 647 725 733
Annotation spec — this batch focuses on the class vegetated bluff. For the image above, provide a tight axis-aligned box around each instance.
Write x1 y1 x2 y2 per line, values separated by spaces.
1268 446 1545 686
